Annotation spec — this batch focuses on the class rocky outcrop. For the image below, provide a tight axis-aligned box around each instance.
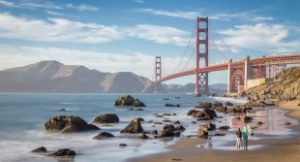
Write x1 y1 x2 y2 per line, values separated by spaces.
93 114 119 123
115 95 146 107
93 132 114 139
44 115 99 133
187 108 217 120
245 67 300 101
165 104 181 107
159 124 181 137
50 148 76 156
31 146 47 153
120 118 144 134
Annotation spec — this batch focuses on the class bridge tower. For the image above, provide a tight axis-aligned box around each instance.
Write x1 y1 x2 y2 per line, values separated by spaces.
154 56 162 93
195 17 209 96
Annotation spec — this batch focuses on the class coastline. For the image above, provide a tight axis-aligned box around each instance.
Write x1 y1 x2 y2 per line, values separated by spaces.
128 99 300 162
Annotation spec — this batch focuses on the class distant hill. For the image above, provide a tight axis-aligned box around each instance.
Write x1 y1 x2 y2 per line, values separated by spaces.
0 60 227 94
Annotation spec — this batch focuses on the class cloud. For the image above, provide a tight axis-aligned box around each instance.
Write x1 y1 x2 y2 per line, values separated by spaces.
0 45 183 80
0 0 99 12
218 23 300 53
135 8 199 20
0 13 189 46
136 8 273 22
127 24 189 46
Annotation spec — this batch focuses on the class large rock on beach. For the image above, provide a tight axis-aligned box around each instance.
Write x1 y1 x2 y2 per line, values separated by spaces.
187 108 217 120
115 95 146 107
50 148 76 157
93 114 119 123
44 115 99 133
159 124 180 137
93 132 114 139
195 102 212 109
121 118 144 133
31 146 47 153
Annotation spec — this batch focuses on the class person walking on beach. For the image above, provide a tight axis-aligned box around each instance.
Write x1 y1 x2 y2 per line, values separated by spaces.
236 128 242 150
242 126 249 150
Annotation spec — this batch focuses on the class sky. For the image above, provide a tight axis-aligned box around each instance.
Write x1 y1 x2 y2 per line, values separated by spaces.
0 0 299 85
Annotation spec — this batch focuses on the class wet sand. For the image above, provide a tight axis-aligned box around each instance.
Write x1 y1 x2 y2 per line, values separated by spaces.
128 99 300 162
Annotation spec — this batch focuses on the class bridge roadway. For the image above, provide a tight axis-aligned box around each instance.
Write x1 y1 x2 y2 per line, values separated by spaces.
157 54 300 83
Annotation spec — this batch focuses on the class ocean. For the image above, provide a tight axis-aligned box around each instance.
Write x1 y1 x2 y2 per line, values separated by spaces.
0 93 295 162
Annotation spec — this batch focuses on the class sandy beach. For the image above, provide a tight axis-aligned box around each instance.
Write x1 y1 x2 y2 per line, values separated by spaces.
129 99 300 162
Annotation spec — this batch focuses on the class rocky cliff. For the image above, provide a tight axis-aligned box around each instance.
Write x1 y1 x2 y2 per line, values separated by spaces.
246 67 300 101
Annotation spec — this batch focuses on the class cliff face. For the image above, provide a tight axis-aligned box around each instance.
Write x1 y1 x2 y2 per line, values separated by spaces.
246 67 300 100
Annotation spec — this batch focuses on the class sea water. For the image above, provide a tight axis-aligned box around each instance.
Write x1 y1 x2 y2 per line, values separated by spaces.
0 93 295 162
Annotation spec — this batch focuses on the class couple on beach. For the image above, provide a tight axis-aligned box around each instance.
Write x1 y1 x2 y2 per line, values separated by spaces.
236 127 249 150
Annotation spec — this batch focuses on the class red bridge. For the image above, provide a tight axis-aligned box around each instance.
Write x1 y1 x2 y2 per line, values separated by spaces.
154 17 300 95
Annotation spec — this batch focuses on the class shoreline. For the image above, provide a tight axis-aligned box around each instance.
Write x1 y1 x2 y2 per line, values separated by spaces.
128 99 300 162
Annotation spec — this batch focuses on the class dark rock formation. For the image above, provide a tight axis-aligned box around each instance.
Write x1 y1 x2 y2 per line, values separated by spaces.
50 148 76 156
243 116 253 123
225 101 234 106
165 104 181 107
187 108 217 120
31 146 47 153
93 132 114 139
93 114 119 123
195 102 212 109
44 115 99 133
115 95 146 107
219 126 230 131
121 118 144 134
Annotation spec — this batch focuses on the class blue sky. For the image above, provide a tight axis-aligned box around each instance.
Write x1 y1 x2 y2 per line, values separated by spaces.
0 0 299 84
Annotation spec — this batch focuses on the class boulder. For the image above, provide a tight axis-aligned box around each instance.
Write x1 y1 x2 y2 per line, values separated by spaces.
188 108 217 120
121 118 144 134
195 102 212 109
243 116 253 123
50 148 76 157
204 122 216 131
57 108 66 112
115 95 146 107
93 132 114 139
173 120 181 125
165 104 181 107
213 102 223 108
31 146 47 153
44 115 99 133
219 126 230 131
119 143 127 147
159 124 180 137
225 101 234 106
198 126 208 139
187 109 199 116
214 106 228 113
93 114 119 123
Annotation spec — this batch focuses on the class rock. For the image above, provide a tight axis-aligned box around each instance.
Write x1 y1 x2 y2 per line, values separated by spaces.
195 102 212 109
135 108 144 111
204 122 216 131
243 116 253 123
175 96 180 99
225 101 234 106
173 120 181 125
173 113 177 116
50 148 76 156
154 122 163 125
175 125 186 131
159 124 180 137
163 98 170 100
31 146 47 153
93 132 114 139
136 117 145 122
93 114 119 123
215 131 226 136
219 126 230 131
162 119 172 123
44 115 100 133
162 113 172 116
214 106 228 113
198 126 208 139
152 130 158 135
188 108 217 120
121 118 144 134
284 121 292 126
115 95 146 107
213 102 223 108
119 143 127 147
165 104 181 107
257 121 263 126
187 109 199 116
